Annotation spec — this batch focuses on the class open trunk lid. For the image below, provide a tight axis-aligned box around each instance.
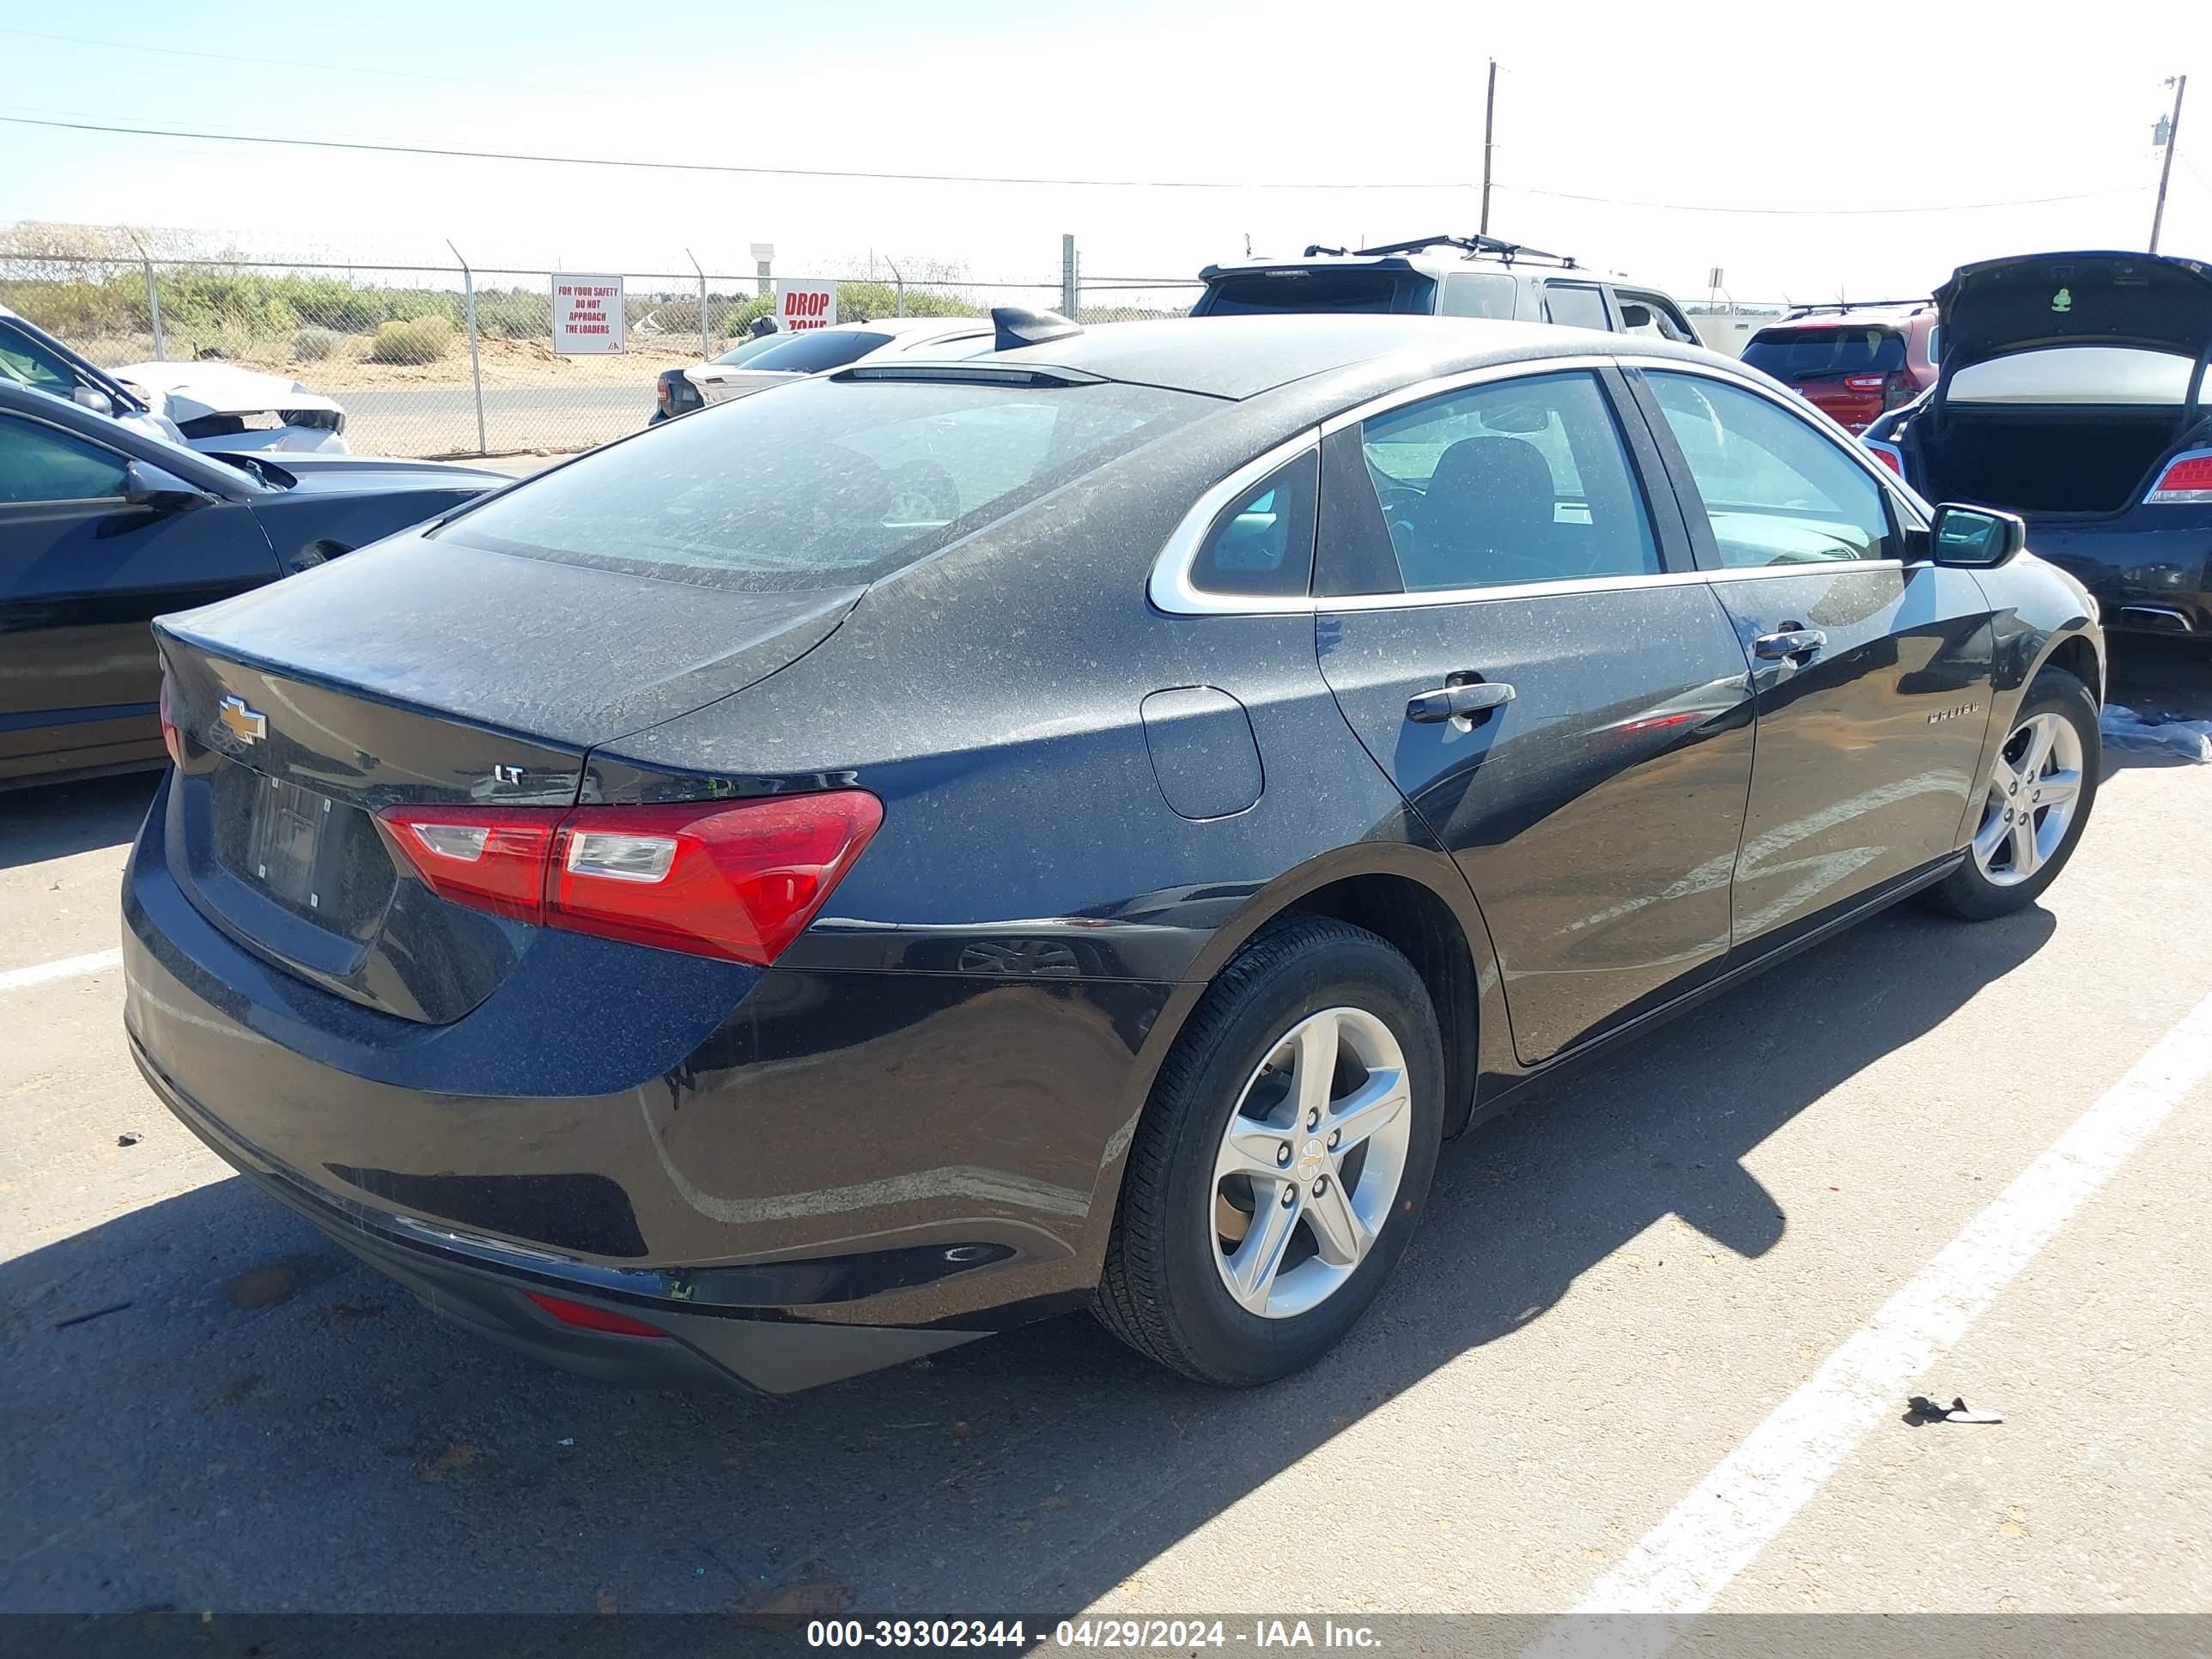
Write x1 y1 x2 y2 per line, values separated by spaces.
155 530 860 1024
1933 251 2212 379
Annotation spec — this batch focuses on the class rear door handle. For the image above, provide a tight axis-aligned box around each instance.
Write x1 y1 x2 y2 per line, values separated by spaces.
1407 680 1516 723
1753 628 1826 661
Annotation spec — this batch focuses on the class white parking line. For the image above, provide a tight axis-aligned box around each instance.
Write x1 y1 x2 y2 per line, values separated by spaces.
0 948 123 994
1527 985 2212 1658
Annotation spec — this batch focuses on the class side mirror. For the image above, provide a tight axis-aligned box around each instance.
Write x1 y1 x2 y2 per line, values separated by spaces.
72 385 116 419
124 460 209 514
1925 502 2026 568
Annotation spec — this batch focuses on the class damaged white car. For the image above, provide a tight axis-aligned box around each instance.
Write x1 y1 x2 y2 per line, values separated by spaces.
0 304 349 455
112 360 349 454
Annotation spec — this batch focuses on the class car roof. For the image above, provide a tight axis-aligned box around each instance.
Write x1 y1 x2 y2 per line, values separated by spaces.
987 313 1721 401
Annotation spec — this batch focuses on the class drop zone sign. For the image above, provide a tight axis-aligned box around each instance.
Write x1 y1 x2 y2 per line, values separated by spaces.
775 280 837 331
552 276 625 354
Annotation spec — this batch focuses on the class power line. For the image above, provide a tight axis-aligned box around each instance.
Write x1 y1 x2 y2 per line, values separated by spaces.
1496 182 2139 216
0 114 1471 192
0 26 604 99
3 109 2154 216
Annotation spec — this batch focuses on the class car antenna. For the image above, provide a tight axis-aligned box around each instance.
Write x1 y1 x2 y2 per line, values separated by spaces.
992 307 1082 353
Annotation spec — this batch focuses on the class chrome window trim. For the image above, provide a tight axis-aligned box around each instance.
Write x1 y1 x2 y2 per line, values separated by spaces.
1144 428 1322 616
1148 352 1929 619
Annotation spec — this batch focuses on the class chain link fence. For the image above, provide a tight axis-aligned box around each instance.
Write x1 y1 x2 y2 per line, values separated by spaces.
0 242 1202 459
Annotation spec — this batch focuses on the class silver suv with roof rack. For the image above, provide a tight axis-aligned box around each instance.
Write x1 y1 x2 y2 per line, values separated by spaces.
1191 234 1703 347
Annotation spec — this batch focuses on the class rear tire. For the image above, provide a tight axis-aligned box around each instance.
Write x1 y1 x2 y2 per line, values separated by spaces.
1920 665 2100 921
1095 916 1444 1387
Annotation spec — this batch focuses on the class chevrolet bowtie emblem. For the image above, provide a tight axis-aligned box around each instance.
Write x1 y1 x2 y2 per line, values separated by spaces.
217 696 267 744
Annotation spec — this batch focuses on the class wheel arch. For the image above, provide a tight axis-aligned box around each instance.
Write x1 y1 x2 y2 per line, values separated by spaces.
1073 840 1513 1288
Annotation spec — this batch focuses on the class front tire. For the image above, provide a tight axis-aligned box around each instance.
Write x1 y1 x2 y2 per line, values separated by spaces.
1096 916 1444 1386
1920 665 2100 921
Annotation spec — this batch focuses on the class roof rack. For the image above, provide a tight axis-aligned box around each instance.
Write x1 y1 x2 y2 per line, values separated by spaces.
1781 299 1932 319
1301 233 1579 270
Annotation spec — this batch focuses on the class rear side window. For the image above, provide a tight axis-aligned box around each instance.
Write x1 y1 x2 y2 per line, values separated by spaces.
1441 273 1518 319
1615 291 1698 343
1742 327 1908 380
1357 371 1659 592
738 330 894 373
1543 284 1612 331
438 376 1208 592
1188 451 1318 599
1645 372 1898 566
1195 270 1434 316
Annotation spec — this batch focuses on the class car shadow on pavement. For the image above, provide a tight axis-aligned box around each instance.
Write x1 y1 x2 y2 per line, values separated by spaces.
0 901 2052 1616
0 773 158 871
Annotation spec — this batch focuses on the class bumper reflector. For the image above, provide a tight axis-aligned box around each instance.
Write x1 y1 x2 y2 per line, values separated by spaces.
525 1291 669 1339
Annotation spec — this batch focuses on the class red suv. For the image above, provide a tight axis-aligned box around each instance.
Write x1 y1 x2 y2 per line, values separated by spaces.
1741 302 1939 432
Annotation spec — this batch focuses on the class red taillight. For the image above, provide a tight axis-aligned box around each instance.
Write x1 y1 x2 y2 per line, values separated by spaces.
654 371 677 416
374 792 882 966
1862 440 1906 478
157 676 185 769
1842 374 1886 392
2146 450 2212 504
525 1291 667 1339
376 806 563 921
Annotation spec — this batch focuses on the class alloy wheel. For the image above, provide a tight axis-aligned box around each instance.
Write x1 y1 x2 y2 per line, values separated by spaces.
1970 711 2084 887
1210 1006 1413 1320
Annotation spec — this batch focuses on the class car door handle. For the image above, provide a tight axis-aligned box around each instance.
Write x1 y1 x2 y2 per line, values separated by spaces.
1407 681 1516 723
1753 628 1826 661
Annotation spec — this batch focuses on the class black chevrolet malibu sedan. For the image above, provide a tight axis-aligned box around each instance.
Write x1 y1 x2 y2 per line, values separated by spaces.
125 314 2103 1393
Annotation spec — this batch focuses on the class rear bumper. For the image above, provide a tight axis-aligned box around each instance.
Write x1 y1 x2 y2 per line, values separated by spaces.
121 770 1175 1389
132 1038 978 1393
2028 512 2212 636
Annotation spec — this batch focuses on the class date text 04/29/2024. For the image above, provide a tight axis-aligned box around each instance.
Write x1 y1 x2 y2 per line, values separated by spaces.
803 1621 1383 1650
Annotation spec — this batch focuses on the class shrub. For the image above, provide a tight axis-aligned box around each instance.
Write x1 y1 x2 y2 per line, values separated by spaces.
368 316 453 365
291 325 341 362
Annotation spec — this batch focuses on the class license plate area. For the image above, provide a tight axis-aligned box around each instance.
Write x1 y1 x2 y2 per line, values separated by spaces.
209 764 394 945
246 775 331 910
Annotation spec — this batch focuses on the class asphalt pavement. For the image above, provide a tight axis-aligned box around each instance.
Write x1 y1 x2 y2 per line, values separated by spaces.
341 385 649 459
3 641 2208 1620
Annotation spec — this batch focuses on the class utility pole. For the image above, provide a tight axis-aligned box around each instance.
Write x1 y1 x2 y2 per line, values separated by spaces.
1479 59 1498 237
2151 74 2186 253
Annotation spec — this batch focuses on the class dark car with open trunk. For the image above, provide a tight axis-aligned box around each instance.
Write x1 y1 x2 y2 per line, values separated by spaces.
1862 251 2212 638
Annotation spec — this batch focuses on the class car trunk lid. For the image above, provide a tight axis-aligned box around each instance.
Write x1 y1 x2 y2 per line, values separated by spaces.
1933 251 2212 379
154 531 861 1023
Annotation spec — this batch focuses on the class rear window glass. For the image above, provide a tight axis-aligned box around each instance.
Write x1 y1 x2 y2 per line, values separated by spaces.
708 333 788 368
437 375 1208 592
737 330 894 373
1743 327 1907 380
1196 270 1434 316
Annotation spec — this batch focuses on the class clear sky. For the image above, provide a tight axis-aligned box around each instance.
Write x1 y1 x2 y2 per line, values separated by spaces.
0 0 2202 301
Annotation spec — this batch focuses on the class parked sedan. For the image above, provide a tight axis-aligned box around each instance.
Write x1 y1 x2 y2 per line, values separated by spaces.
651 315 997 421
0 382 504 788
127 313 2101 1395
1861 250 2212 637
1 302 186 445
0 304 350 454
